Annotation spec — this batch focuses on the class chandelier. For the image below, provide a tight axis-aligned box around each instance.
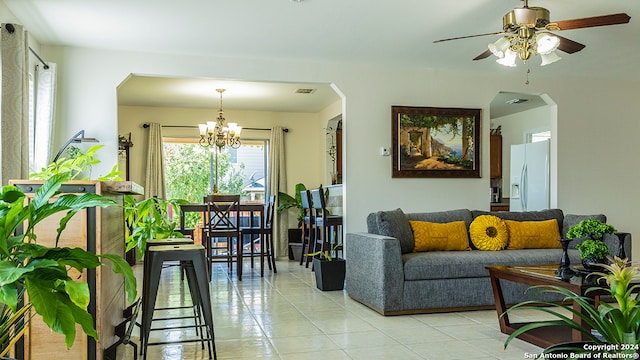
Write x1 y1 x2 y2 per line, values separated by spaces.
198 88 242 149
488 7 562 67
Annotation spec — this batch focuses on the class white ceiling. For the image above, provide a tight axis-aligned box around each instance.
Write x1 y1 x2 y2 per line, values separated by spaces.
4 0 638 114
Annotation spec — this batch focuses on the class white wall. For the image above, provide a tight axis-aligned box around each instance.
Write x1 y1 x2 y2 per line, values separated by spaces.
42 46 640 259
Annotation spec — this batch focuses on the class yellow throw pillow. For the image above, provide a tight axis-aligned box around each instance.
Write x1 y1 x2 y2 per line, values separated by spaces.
505 219 562 249
469 215 508 251
409 221 471 252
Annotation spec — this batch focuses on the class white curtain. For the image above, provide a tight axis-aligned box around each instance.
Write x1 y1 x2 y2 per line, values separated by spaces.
144 123 166 198
269 126 288 257
31 63 57 171
1 23 29 185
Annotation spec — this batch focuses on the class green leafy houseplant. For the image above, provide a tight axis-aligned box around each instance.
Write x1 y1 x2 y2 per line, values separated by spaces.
504 257 640 355
124 195 189 259
0 173 137 353
567 219 617 241
276 183 307 227
576 239 611 261
30 144 122 181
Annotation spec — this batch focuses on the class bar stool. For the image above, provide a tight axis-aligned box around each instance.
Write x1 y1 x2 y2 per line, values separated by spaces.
240 195 277 277
310 187 343 259
141 244 216 360
299 189 316 268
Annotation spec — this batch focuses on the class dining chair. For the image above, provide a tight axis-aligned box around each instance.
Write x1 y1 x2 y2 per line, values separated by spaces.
202 194 241 281
240 195 277 277
299 189 316 268
310 187 343 260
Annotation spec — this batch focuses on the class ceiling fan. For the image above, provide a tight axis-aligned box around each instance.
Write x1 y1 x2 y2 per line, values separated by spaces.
433 0 631 66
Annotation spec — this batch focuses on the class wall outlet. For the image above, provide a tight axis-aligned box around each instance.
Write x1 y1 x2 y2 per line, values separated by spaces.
380 147 391 156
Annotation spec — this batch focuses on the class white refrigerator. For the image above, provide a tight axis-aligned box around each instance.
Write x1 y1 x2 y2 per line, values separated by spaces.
509 140 550 212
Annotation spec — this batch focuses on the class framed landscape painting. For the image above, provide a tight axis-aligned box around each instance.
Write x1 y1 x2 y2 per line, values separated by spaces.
392 106 481 178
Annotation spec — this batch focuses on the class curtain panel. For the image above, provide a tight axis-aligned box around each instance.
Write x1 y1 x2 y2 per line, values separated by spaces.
1 23 29 185
144 122 166 199
269 126 288 257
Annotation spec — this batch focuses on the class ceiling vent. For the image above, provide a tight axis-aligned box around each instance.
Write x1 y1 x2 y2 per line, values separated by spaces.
505 98 529 105
295 88 316 94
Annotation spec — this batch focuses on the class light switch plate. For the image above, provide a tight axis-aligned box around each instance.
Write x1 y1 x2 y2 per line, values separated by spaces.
380 147 391 156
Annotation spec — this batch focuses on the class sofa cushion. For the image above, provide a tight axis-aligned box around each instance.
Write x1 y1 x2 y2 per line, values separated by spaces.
562 214 607 249
469 215 508 251
409 221 470 252
371 208 414 253
505 219 562 249
402 248 579 281
472 208 564 235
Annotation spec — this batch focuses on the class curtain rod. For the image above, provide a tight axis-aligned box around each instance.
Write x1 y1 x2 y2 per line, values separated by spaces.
142 124 289 132
2 24 50 69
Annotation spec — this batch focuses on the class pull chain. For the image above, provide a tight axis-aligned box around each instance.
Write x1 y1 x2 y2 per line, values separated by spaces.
525 67 531 85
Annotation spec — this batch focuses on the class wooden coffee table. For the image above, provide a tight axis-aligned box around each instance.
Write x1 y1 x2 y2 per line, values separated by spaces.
486 264 606 348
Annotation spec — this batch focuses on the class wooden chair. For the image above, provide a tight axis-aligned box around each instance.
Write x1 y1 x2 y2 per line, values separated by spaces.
310 187 343 260
240 195 277 277
202 194 241 280
299 189 316 268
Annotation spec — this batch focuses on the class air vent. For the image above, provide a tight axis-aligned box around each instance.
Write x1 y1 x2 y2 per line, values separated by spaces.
295 88 316 94
505 98 529 105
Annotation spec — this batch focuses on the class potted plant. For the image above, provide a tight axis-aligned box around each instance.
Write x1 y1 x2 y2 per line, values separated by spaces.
504 256 640 356
576 240 611 270
124 195 189 260
568 219 617 270
277 183 307 259
567 219 617 241
0 173 137 357
307 247 345 291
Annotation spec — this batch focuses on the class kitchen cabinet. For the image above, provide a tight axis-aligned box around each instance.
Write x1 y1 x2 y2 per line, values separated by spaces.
9 180 142 360
490 134 502 178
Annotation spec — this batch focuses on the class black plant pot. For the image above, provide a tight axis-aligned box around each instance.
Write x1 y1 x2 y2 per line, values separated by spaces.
312 257 346 291
582 257 605 271
287 228 303 260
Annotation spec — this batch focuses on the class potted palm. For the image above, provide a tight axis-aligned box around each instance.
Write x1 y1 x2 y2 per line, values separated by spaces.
277 183 307 260
0 173 137 357
504 256 640 356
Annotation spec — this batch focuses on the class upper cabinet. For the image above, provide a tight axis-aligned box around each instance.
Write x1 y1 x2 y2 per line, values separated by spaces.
490 134 502 179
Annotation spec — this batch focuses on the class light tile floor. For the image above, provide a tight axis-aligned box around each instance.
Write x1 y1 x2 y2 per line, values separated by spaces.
122 259 547 359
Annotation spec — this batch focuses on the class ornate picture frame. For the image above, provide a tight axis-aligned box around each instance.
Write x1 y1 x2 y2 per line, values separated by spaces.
392 106 481 178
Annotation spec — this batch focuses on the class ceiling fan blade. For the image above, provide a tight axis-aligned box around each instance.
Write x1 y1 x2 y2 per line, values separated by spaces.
433 31 504 43
550 13 631 31
554 35 586 54
473 49 493 61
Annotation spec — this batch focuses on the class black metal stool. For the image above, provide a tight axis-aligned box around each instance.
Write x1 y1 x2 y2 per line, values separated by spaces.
141 244 216 359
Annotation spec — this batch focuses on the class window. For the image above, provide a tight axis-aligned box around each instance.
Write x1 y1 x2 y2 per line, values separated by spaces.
163 138 268 203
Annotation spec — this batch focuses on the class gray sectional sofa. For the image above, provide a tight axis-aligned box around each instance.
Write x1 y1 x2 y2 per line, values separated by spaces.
345 208 631 315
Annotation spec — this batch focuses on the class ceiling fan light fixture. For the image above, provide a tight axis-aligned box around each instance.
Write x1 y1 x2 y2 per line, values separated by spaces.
489 37 511 58
540 51 562 66
536 33 560 54
497 49 518 67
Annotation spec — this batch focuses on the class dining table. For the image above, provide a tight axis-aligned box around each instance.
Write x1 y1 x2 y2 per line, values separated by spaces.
179 201 265 281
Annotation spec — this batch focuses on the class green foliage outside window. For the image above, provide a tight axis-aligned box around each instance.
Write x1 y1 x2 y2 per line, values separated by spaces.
163 143 246 203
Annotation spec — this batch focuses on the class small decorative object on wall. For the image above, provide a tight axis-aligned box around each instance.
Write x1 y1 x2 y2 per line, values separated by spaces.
392 106 481 178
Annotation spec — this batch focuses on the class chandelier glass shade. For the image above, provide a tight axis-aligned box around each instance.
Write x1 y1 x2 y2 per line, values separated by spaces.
489 31 561 67
198 89 242 149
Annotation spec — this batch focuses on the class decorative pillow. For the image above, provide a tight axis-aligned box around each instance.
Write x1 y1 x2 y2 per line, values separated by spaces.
375 208 414 254
505 219 562 250
469 215 508 251
409 221 471 252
